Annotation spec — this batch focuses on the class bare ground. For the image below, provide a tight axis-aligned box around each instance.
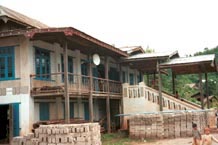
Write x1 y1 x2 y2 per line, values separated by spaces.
130 134 218 145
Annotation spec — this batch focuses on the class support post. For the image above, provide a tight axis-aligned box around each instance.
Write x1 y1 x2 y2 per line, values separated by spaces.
199 73 204 109
64 41 70 123
172 72 176 95
89 55 94 122
105 56 111 133
205 73 209 108
157 61 163 111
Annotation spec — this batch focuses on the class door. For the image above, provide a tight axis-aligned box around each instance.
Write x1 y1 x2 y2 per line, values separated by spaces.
84 102 89 121
12 103 20 137
129 73 134 85
70 102 74 118
39 103 49 121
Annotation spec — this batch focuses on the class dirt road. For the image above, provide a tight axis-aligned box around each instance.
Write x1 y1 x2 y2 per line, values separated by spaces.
131 134 218 145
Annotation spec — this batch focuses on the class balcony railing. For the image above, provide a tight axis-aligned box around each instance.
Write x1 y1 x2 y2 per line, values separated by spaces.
30 73 122 96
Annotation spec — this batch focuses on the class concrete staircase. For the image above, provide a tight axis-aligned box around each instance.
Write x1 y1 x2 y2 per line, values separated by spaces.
145 86 201 110
122 82 201 111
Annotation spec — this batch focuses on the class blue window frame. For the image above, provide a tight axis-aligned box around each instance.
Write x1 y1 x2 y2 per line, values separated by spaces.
0 46 15 80
35 47 50 80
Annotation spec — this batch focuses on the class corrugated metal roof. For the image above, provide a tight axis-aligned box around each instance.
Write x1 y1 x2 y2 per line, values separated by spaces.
161 54 215 65
119 46 145 54
0 5 48 28
125 51 178 60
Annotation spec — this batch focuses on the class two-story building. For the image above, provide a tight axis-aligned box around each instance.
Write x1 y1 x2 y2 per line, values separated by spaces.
0 5 146 143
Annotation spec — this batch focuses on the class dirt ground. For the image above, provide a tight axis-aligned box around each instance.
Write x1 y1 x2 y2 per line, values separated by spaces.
130 134 218 145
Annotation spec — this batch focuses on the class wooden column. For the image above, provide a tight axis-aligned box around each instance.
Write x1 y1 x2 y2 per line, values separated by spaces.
105 56 111 133
205 73 209 108
172 72 176 95
119 64 124 128
157 61 163 111
64 41 70 123
89 55 94 122
199 73 204 109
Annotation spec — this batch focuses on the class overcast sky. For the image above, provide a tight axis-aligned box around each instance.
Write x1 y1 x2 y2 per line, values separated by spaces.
1 0 218 56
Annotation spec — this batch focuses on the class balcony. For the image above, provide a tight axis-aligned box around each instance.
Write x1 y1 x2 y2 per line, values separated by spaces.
30 73 122 97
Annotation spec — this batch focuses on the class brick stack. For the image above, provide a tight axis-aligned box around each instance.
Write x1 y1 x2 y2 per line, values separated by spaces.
129 114 163 139
129 110 215 140
12 123 101 145
180 112 187 137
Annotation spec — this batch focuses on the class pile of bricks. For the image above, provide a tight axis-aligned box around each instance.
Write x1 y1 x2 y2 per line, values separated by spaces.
12 123 101 145
129 110 216 139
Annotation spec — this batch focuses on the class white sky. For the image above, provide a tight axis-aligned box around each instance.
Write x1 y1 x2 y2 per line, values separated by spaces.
1 0 218 56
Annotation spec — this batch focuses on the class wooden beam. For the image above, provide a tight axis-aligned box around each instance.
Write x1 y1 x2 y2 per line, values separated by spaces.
105 56 111 133
205 73 209 108
157 61 163 111
199 73 204 109
89 55 94 122
64 41 70 123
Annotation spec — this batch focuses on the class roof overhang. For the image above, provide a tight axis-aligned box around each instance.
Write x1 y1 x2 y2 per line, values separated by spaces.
0 27 128 57
121 51 179 74
160 54 217 75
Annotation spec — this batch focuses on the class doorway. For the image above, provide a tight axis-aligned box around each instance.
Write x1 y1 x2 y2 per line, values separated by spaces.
0 105 9 144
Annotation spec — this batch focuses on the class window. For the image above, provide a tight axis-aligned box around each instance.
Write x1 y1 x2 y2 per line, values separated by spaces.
61 54 74 82
122 71 126 83
0 46 15 80
35 47 50 80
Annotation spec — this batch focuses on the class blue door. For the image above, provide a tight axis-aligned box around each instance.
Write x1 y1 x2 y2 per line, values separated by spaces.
130 73 134 85
12 103 20 137
84 102 89 120
39 103 49 121
70 102 74 118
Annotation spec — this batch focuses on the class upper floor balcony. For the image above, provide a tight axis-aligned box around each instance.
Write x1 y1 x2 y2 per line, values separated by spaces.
30 73 122 97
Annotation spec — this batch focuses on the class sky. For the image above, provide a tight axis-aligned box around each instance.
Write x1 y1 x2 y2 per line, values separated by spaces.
1 0 218 56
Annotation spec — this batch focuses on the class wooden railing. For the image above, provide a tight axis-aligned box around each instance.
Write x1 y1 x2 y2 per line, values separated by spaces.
122 83 201 110
30 73 122 96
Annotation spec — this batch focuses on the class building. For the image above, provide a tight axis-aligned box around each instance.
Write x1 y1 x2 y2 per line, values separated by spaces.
0 5 206 144
0 5 146 143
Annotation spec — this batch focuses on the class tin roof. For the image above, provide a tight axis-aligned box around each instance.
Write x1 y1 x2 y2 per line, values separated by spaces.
119 46 145 55
0 5 48 28
160 54 217 74
125 51 179 60
161 54 215 66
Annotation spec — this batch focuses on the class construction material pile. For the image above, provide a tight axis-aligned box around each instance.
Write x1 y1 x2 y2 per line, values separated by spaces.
12 123 101 145
129 110 216 139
